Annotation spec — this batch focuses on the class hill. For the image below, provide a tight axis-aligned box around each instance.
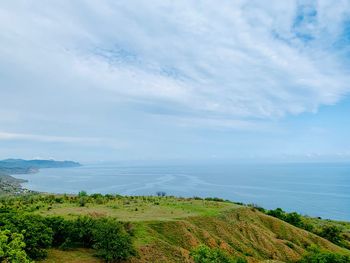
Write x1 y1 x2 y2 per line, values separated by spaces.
0 159 81 171
0 159 81 195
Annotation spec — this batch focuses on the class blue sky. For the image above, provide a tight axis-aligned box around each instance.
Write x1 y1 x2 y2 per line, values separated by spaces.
0 0 350 162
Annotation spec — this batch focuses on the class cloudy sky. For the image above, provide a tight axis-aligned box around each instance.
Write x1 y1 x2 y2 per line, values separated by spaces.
1 0 350 163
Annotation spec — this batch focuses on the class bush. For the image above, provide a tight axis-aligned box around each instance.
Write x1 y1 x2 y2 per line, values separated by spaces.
248 203 265 213
318 225 342 245
267 208 286 220
78 191 88 197
156 191 166 197
0 229 32 263
285 212 303 227
92 218 136 262
0 213 53 259
266 208 313 232
298 245 350 263
190 245 247 263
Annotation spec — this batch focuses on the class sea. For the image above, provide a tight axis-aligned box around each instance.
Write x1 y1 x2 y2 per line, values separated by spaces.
14 162 350 221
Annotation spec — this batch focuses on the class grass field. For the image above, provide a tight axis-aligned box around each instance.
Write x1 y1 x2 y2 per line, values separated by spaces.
34 196 240 221
41 248 101 263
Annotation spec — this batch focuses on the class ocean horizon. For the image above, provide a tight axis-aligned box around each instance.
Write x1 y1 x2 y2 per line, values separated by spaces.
15 162 350 221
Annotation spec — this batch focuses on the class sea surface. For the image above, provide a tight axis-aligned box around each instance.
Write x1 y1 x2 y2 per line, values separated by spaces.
15 162 350 221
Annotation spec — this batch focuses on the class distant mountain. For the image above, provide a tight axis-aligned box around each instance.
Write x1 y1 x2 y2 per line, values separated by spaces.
0 159 81 169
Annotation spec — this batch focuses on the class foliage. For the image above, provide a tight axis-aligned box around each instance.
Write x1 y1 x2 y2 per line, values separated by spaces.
267 208 313 231
78 191 88 197
298 245 350 263
156 191 166 197
92 218 136 262
0 229 32 263
190 245 247 263
318 225 342 245
0 209 136 261
0 213 53 259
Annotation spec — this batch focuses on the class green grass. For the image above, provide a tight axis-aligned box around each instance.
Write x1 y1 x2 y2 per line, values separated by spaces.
41 248 101 263
2 194 349 263
34 196 240 221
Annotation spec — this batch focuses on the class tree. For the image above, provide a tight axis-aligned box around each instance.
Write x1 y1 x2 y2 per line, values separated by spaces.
92 218 136 262
0 229 32 263
319 225 342 245
78 190 88 197
0 213 53 259
285 212 303 227
156 191 166 197
267 208 286 220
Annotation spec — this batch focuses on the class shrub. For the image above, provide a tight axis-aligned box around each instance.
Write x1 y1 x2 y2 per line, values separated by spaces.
285 212 303 227
0 229 32 263
0 213 53 259
267 208 286 220
318 225 342 245
70 216 95 248
78 191 88 197
92 218 136 262
156 191 166 197
298 245 350 263
248 203 265 213
190 245 247 263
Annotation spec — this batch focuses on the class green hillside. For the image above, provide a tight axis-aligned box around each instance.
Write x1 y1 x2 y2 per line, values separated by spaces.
0 194 349 263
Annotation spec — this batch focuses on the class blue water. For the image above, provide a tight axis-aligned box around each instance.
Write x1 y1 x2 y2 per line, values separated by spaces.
14 162 350 221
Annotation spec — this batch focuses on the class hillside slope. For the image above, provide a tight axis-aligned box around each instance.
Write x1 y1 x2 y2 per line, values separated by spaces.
4 194 346 263
128 208 347 263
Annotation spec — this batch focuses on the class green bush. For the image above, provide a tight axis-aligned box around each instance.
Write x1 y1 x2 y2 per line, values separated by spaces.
298 245 350 263
0 229 32 263
0 213 53 259
318 225 342 245
92 218 136 262
267 208 313 232
190 245 247 263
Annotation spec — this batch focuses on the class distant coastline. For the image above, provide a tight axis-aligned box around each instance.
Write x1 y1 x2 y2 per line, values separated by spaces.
0 159 81 195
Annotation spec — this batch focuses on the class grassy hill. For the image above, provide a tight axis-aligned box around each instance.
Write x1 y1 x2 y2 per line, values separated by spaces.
1 194 346 263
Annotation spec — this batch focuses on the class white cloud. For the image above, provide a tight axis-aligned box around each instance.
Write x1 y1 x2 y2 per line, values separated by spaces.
1 0 350 122
0 131 125 149
1 1 350 161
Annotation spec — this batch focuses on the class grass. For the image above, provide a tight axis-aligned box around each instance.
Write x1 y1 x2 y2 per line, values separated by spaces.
34 196 240 221
4 194 348 262
41 248 101 263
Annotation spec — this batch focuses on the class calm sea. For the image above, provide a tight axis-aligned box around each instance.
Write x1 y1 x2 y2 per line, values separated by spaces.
14 162 350 221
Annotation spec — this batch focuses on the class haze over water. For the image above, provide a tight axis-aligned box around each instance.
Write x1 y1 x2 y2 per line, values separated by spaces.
15 162 350 221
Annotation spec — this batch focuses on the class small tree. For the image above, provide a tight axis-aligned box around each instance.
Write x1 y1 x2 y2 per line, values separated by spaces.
267 208 286 220
0 213 53 259
285 212 303 228
78 191 88 197
319 225 342 245
92 218 136 262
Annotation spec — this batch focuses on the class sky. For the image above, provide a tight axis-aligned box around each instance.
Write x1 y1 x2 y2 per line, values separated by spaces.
0 0 350 163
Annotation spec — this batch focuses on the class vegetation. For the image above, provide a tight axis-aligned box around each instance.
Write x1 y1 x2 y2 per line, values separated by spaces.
0 193 349 262
298 245 350 263
266 207 350 249
190 245 247 263
92 218 136 262
0 229 31 263
0 212 135 262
